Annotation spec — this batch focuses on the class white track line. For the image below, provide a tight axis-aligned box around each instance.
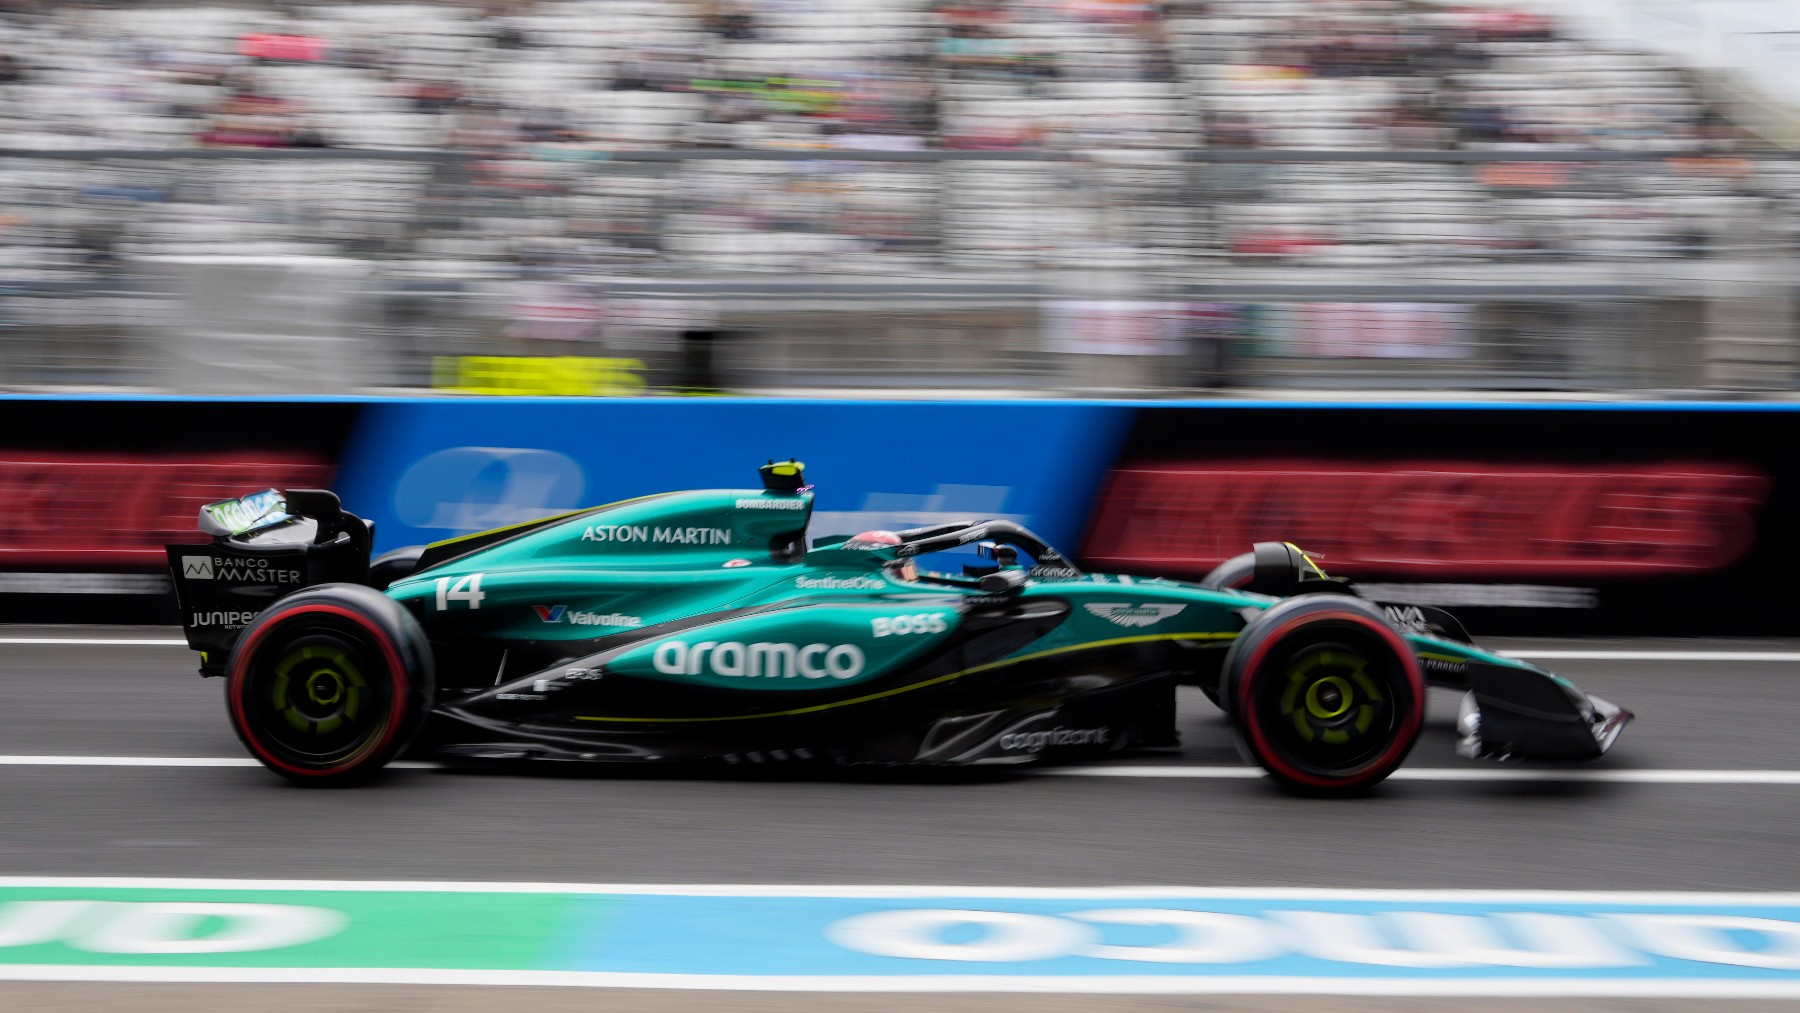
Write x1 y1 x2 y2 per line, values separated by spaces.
1 966 1800 997
0 755 1795 785
1049 766 1800 784
1502 650 1800 662
6 876 1800 902
0 756 437 769
3 633 1800 665
0 637 187 646
5 637 1800 662
7 881 1800 903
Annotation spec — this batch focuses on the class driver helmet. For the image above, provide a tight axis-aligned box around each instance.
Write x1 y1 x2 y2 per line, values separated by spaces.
842 530 918 581
842 530 902 551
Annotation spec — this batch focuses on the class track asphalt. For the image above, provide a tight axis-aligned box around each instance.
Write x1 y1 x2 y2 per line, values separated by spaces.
1 629 1796 1009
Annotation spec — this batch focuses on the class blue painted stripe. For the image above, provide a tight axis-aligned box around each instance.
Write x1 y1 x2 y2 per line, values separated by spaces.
547 892 1800 982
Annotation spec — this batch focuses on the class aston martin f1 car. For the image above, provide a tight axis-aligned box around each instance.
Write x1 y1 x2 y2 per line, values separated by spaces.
165 461 1631 794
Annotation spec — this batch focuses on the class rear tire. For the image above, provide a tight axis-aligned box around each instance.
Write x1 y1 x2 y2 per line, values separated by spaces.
1223 595 1424 796
225 584 433 786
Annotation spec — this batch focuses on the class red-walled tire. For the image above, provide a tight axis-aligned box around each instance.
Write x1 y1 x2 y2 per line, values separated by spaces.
225 583 434 786
1197 555 1255 710
1222 595 1424 796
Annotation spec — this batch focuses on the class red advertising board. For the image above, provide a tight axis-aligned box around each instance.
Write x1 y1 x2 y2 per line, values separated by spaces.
0 453 332 568
238 34 327 61
1083 460 1769 579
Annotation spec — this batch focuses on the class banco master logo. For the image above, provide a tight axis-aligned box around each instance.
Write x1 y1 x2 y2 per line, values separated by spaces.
1084 603 1186 628
652 640 864 680
180 555 300 585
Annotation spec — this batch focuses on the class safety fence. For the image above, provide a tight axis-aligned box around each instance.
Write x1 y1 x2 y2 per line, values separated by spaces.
0 148 1796 392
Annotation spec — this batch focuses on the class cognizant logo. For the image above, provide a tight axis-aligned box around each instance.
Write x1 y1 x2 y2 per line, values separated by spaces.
999 726 1109 753
651 640 864 680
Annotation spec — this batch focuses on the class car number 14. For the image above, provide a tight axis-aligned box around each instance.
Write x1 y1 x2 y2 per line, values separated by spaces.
434 573 486 610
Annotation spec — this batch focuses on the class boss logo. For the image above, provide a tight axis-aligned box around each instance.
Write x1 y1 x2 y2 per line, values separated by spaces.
871 612 949 638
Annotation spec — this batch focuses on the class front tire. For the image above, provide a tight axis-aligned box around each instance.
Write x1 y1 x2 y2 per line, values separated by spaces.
226 584 433 786
1222 595 1424 796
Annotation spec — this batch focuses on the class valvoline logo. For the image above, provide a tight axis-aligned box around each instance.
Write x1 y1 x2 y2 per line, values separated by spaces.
532 604 644 628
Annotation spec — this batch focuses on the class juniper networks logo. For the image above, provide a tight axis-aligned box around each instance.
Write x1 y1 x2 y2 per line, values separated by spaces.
181 556 214 580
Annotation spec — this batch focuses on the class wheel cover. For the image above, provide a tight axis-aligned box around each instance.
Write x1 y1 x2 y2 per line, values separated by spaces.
240 626 392 767
1253 636 1405 777
270 645 366 737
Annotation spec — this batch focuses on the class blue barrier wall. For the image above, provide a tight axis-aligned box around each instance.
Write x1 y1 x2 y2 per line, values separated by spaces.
333 398 1138 558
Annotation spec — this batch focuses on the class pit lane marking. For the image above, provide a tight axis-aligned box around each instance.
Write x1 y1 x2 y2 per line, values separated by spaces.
1046 767 1800 784
0 637 189 646
0 879 1798 996
1 755 1797 785
5 877 1800 901
10 636 1800 663
1500 650 1800 662
0 968 1795 997
0 756 437 769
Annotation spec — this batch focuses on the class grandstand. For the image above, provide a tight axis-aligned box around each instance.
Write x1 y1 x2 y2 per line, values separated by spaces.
0 1 1791 392
0 1 1739 154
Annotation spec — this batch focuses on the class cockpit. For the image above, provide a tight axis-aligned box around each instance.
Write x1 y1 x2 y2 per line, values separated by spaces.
810 519 1082 591
755 459 1080 588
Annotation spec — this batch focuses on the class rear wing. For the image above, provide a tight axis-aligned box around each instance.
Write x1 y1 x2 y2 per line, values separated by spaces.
165 488 372 675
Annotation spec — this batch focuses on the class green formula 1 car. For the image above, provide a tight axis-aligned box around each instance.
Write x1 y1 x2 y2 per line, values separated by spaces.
165 461 1631 793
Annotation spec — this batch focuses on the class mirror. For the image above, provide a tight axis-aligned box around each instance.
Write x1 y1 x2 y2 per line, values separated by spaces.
976 541 1019 567
978 569 1027 595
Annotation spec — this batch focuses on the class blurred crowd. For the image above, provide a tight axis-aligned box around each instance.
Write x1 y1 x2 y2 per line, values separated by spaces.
0 0 1754 154
0 1 1790 393
0 2 1789 324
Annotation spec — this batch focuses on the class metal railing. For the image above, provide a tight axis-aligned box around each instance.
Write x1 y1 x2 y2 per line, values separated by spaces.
1 148 1794 393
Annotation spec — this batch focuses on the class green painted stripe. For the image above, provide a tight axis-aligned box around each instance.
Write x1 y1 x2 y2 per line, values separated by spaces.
0 887 589 969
